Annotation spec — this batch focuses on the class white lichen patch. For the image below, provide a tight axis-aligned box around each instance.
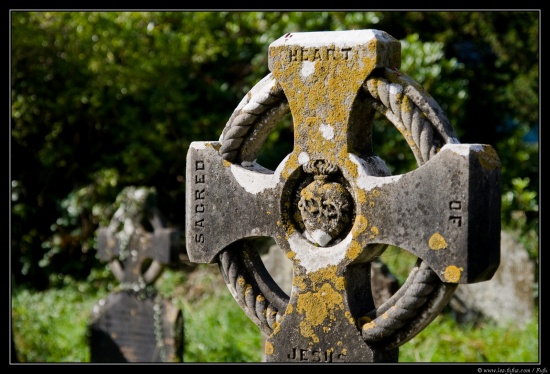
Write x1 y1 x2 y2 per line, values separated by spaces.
307 229 332 247
288 232 352 273
271 29 384 48
301 61 315 77
190 141 208 150
319 124 335 140
348 153 401 190
442 143 484 156
298 152 310 165
230 163 278 194
389 83 403 95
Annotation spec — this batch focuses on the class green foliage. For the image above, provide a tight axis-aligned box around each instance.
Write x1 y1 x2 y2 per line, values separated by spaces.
11 10 539 364
11 275 108 362
11 265 538 363
399 312 539 362
181 288 263 362
11 10 538 291
158 265 264 362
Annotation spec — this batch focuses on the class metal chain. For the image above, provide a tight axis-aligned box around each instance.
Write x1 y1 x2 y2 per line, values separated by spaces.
153 293 167 362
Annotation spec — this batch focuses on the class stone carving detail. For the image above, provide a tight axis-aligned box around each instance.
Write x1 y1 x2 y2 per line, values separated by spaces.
185 29 501 362
298 160 353 246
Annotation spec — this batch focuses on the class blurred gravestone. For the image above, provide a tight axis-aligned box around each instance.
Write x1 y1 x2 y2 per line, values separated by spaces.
449 230 535 328
89 186 183 362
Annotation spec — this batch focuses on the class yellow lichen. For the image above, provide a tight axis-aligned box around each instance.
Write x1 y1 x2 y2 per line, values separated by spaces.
444 265 462 283
346 239 362 261
428 233 448 250
294 275 306 291
296 282 344 342
357 315 372 328
309 266 340 287
362 321 377 331
344 158 359 179
299 321 319 343
352 215 368 236
356 189 367 205
272 321 281 335
282 153 300 179
344 311 355 325
476 146 501 171
265 341 274 355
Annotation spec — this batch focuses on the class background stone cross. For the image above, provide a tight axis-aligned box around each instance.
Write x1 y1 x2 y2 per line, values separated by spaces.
186 30 501 362
97 186 179 285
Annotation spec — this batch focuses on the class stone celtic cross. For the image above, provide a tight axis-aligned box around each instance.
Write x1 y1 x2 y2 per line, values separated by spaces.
186 30 501 362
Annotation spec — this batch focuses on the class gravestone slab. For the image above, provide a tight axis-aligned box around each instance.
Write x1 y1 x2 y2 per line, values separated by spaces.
90 186 183 362
89 290 183 362
186 29 501 362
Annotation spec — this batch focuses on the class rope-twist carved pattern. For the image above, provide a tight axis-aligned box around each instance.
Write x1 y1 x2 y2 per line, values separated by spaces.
219 73 288 163
361 260 457 349
363 68 459 166
217 68 459 349
218 244 288 337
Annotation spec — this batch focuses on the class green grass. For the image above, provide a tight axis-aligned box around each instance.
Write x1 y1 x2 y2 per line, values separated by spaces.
399 313 539 362
11 263 539 363
11 281 105 362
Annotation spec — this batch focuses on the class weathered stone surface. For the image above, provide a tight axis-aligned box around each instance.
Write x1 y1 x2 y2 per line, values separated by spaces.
261 244 399 308
187 142 500 283
186 29 501 362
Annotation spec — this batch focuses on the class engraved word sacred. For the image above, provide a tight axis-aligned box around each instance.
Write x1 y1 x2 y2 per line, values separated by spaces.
287 46 353 63
449 200 462 227
194 160 206 243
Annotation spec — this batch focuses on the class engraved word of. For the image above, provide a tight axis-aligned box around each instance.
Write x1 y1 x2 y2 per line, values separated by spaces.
449 200 462 227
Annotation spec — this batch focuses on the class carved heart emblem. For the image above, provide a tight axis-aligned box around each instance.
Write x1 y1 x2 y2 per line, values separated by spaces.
298 160 352 246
